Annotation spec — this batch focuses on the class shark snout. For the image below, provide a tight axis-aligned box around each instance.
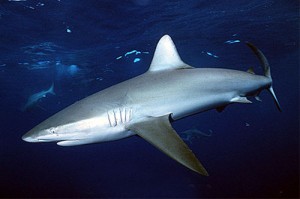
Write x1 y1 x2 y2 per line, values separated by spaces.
22 128 42 143
22 133 38 142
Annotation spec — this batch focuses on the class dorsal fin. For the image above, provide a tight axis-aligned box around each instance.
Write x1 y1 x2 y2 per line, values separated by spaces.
148 35 190 72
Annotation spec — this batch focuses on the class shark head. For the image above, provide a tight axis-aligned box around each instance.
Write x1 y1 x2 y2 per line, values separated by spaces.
22 126 60 143
21 118 90 144
22 105 134 146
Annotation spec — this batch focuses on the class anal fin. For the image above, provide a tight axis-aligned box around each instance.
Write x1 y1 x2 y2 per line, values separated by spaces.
126 115 208 176
230 96 252 104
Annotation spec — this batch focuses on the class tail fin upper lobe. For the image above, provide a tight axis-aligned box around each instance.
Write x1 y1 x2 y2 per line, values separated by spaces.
246 42 282 112
48 83 56 95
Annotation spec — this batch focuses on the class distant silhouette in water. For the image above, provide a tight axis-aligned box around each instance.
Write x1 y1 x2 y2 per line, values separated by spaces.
22 83 55 111
180 127 212 144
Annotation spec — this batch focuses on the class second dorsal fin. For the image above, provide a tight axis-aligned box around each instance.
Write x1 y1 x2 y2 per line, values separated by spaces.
247 67 255 74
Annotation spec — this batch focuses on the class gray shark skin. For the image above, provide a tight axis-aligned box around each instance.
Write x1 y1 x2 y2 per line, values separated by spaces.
22 35 281 176
22 83 55 111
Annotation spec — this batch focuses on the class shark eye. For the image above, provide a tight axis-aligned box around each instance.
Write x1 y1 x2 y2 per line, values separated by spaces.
49 127 56 134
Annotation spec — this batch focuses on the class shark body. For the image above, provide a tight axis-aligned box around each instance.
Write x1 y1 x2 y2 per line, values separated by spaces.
22 83 55 111
22 35 281 175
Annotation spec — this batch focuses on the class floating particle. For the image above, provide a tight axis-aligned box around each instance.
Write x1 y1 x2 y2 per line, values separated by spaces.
18 62 29 65
37 60 51 65
125 50 140 57
103 68 114 73
133 58 141 63
115 50 149 63
66 28 72 33
224 40 241 44
203 51 219 58
36 2 45 7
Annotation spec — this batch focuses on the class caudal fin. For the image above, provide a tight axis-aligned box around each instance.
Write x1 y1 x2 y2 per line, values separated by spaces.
48 83 56 95
246 42 282 112
268 86 282 112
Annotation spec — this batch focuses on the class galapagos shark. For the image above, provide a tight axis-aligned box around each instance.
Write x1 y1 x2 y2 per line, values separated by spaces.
22 83 55 111
22 35 281 176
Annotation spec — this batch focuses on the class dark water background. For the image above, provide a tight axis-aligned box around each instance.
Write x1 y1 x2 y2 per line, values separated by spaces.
0 0 299 198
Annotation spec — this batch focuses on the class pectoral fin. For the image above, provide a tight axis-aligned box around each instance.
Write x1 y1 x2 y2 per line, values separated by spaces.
126 115 208 176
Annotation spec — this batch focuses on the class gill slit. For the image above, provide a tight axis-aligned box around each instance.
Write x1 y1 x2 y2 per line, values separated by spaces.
107 112 112 127
113 110 117 126
119 108 123 123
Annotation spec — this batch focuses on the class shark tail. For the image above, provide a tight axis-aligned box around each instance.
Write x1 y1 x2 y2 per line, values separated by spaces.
48 83 56 95
246 42 282 112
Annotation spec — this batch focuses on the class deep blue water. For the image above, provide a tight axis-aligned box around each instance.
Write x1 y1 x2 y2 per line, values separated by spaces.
0 0 299 198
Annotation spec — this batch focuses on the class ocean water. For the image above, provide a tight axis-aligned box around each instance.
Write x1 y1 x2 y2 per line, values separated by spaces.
0 0 299 198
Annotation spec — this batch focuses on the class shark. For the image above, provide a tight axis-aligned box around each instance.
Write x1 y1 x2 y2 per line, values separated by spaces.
22 35 281 176
180 128 212 144
22 83 55 111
